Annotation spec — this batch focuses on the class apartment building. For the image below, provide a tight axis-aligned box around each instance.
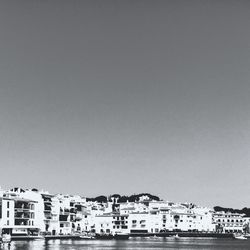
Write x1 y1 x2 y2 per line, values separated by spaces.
213 211 245 233
0 188 38 236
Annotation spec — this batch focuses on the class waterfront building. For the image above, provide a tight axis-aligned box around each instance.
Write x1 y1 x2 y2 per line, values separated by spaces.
0 188 39 236
94 212 129 235
192 207 215 232
170 211 202 232
213 211 245 233
147 204 172 233
54 194 87 235
94 213 113 234
128 212 149 233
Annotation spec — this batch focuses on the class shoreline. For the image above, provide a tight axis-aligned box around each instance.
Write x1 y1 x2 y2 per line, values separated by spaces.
2 232 236 241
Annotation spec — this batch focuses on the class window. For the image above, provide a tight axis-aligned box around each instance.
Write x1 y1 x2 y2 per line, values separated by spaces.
7 211 9 218
7 220 9 225
7 202 9 209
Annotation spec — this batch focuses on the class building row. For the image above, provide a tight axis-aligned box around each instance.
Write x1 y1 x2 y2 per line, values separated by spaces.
0 187 249 237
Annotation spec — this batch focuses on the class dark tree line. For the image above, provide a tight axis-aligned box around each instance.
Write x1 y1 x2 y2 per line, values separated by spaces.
214 206 250 217
86 193 160 203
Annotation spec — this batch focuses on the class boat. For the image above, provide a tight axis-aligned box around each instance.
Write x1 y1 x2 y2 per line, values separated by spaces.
95 232 130 240
150 235 159 239
174 234 180 239
233 233 247 240
79 232 96 240
79 235 94 239
114 233 130 240
95 233 114 240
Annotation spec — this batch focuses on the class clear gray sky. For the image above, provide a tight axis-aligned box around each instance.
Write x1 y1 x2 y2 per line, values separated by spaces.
0 0 250 208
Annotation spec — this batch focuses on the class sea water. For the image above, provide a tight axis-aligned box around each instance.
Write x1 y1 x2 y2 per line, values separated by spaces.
7 237 250 250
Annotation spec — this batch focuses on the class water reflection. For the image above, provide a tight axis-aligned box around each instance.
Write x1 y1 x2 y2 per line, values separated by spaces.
8 238 250 250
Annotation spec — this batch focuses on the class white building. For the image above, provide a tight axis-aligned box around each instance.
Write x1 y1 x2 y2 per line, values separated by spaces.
213 211 245 233
0 188 39 236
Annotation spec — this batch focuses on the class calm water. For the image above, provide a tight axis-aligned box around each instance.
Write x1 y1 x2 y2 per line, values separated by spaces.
5 238 250 250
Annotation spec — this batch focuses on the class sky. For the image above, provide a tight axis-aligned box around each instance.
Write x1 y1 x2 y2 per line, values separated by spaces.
0 0 250 208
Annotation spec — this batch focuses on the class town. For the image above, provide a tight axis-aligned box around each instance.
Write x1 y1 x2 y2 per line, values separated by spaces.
0 187 249 239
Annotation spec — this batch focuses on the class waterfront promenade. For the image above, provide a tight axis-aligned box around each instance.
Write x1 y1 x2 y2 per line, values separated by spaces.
0 232 236 241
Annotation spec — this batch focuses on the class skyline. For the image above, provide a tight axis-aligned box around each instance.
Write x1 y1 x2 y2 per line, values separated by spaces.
0 0 250 208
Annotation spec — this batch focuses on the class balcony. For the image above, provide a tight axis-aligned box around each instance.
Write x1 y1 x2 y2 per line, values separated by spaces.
15 208 30 213
44 214 52 220
15 220 29 226
44 205 52 211
15 215 30 220
59 214 69 222
15 201 32 210
60 208 70 215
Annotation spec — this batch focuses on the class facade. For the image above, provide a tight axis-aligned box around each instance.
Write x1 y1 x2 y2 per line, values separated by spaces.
213 211 245 233
0 189 39 236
